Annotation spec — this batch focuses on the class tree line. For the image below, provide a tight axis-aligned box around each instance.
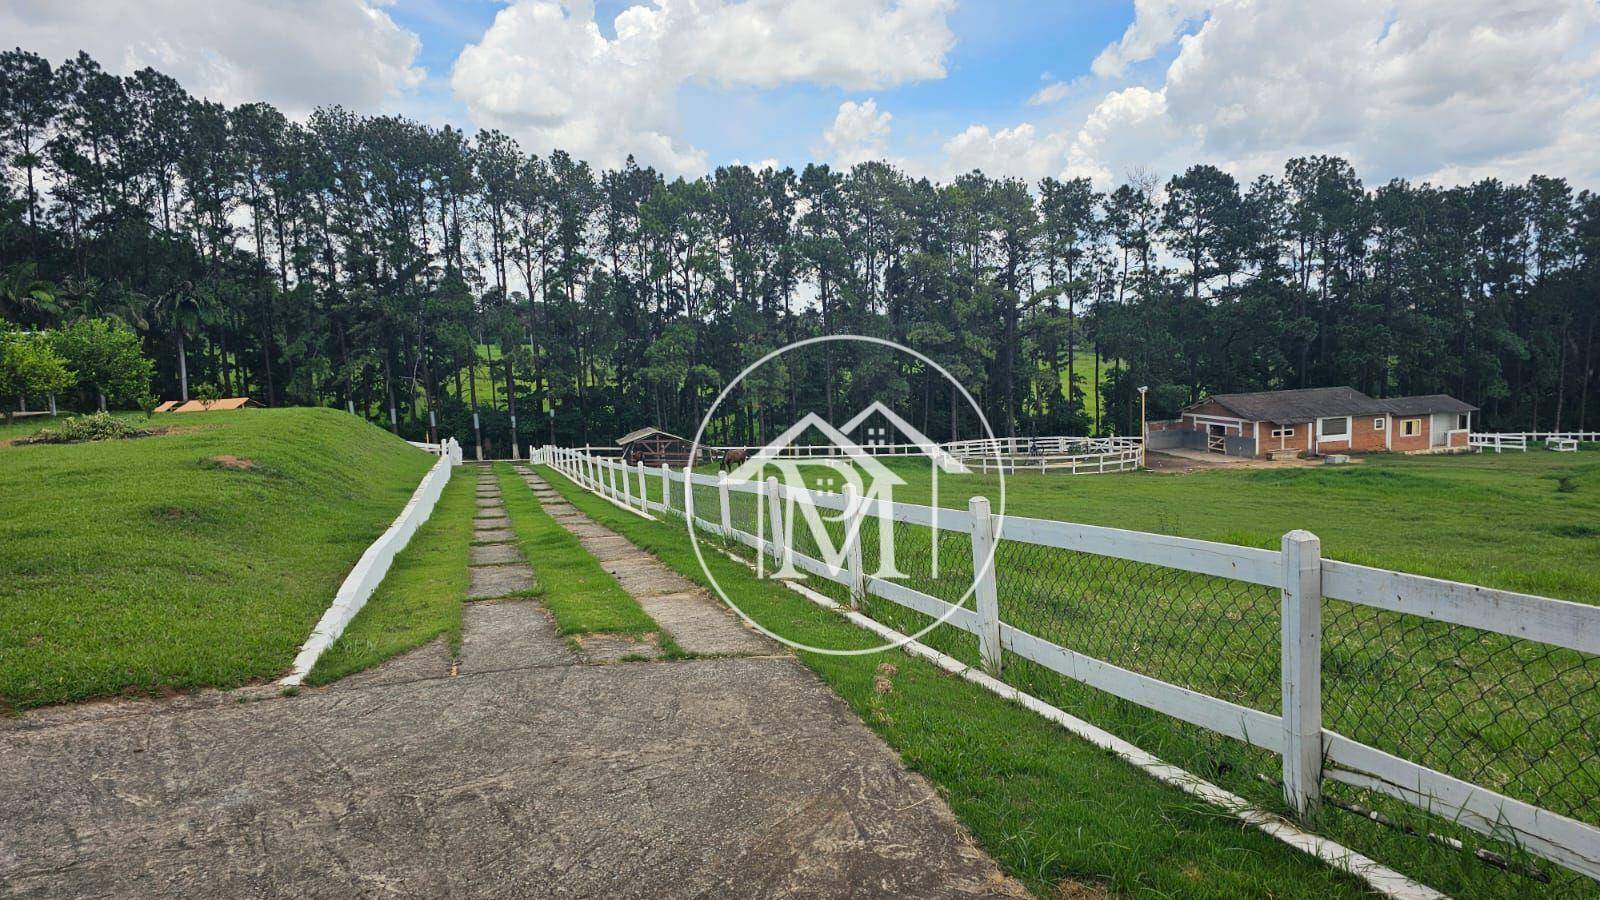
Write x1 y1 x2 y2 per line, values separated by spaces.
2 48 1596 451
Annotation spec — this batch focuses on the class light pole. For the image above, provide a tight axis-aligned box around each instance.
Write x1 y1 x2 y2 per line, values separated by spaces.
1138 385 1149 469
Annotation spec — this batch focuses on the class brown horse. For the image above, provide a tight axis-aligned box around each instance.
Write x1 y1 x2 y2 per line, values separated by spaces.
719 447 751 472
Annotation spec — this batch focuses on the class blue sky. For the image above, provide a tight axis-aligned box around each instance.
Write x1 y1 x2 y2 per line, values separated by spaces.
5 1 1597 187
386 0 1136 171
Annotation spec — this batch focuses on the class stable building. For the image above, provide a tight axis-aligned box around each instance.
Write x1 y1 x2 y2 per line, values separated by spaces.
1151 387 1474 459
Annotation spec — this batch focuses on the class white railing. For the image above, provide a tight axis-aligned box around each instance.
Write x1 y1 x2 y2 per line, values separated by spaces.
1469 433 1529 453
537 445 1600 883
407 438 465 464
567 434 1142 474
1472 431 1598 452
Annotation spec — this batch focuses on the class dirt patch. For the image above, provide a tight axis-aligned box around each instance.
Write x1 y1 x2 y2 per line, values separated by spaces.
208 454 257 470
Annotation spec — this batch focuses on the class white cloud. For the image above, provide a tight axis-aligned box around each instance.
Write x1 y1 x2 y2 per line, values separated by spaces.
823 100 893 167
932 0 1600 188
0 0 423 116
452 0 955 176
1027 81 1072 106
1090 0 1208 79
942 122 1066 181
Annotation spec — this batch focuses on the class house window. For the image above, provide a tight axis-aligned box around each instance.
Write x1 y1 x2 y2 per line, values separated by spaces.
1401 419 1421 436
1270 426 1294 438
1457 414 1470 430
1373 417 1385 431
1318 417 1350 438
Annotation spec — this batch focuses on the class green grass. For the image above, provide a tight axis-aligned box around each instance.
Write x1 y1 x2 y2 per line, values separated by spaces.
494 464 658 637
534 463 1379 897
305 472 477 686
555 457 1599 896
1054 350 1114 424
0 407 434 711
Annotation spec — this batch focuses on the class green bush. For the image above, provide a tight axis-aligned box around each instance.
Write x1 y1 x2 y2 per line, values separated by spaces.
21 412 153 444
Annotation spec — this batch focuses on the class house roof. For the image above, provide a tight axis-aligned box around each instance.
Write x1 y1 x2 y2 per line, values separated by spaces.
171 397 254 413
616 426 691 446
1380 394 1478 416
1189 387 1477 424
1193 387 1388 424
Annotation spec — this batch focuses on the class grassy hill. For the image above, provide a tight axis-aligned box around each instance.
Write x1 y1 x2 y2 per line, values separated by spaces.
0 407 435 711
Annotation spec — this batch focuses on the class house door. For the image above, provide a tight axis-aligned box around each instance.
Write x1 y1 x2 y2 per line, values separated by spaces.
1207 423 1227 453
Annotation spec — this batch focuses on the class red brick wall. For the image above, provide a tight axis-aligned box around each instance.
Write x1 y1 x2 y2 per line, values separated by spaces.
1389 415 1432 452
1256 422 1308 457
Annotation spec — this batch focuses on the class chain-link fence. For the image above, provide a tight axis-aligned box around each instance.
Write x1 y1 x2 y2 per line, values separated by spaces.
1322 598 1600 829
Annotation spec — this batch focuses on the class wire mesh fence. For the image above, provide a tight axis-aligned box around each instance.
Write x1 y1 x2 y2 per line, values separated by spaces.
993 540 1282 712
1322 598 1600 829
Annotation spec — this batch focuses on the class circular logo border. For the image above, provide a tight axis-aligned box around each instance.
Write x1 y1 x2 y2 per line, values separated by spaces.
687 334 1008 656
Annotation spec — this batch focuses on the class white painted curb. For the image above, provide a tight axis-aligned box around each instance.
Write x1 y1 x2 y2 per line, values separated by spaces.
280 438 462 686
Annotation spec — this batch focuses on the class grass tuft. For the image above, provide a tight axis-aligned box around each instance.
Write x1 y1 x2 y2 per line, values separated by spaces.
494 464 657 637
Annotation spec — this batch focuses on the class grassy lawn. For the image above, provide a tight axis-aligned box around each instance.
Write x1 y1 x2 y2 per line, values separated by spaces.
494 464 659 638
305 472 476 686
0 407 434 711
555 455 1598 896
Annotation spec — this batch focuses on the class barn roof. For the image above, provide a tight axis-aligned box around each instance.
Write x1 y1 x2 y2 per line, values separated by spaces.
1194 387 1388 424
616 426 691 445
1380 394 1477 416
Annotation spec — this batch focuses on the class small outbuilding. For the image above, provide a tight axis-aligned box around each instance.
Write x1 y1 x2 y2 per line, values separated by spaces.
616 426 702 467
1149 387 1475 458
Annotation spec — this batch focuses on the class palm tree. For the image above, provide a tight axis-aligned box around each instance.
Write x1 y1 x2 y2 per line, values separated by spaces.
0 263 59 327
149 284 203 401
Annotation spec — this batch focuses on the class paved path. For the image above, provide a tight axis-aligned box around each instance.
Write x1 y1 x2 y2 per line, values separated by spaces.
0 465 1023 899
519 468 772 657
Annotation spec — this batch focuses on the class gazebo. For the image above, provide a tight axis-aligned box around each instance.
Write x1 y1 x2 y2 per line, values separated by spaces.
617 426 701 467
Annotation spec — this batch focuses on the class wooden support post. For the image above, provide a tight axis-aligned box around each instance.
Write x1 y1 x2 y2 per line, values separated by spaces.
969 496 1002 674
1281 529 1323 819
765 476 785 564
844 483 865 609
718 473 733 537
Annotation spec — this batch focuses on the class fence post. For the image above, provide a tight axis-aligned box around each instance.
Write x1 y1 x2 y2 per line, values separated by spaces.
637 461 649 511
968 496 1002 674
1281 529 1323 819
718 473 733 537
765 476 785 564
661 464 671 513
844 483 865 609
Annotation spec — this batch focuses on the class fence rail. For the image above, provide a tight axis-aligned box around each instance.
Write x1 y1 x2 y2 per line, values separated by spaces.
569 434 1144 474
1471 431 1599 452
534 445 1600 883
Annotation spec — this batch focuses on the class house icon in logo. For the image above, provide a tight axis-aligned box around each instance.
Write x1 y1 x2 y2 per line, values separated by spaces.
726 403 968 582
838 400 969 475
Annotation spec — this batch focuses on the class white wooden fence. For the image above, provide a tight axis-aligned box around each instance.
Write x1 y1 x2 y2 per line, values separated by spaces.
535 444 1600 883
565 434 1143 474
1471 431 1598 452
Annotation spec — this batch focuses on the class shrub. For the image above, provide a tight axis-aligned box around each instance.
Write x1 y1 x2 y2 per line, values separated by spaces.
21 412 153 444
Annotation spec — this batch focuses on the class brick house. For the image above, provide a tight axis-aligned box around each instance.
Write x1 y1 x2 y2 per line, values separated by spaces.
1149 387 1475 459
